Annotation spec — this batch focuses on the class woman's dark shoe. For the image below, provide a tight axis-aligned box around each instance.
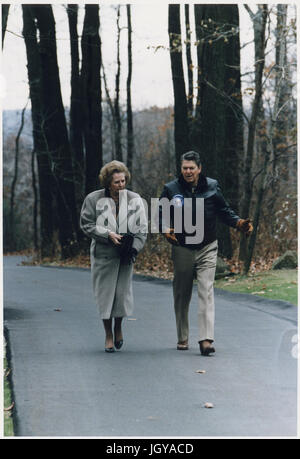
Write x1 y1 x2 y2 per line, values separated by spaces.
105 346 115 353
114 327 123 350
199 340 215 356
105 336 115 353
114 339 123 350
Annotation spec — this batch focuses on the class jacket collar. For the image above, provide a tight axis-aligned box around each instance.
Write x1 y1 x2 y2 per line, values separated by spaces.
178 173 208 192
103 188 131 232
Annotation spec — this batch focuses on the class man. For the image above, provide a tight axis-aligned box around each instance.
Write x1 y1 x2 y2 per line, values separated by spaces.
159 151 252 356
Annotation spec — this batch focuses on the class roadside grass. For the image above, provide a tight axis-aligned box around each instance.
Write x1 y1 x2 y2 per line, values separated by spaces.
3 340 14 437
214 269 298 305
6 249 298 305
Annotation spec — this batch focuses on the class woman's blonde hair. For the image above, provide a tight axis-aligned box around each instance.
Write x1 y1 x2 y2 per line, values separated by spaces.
99 160 131 189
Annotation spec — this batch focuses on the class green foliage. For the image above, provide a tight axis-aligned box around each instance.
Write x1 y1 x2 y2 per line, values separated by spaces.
215 269 298 305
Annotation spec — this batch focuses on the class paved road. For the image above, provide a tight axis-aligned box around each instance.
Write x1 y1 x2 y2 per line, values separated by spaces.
3 255 298 437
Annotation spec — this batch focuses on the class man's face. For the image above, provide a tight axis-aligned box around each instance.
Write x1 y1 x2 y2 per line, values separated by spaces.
181 160 202 186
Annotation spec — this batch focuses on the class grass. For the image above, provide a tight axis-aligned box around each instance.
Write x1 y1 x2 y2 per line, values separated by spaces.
214 268 298 305
3 340 14 437
16 249 298 305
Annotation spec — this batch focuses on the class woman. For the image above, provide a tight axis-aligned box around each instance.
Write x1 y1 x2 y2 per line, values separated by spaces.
80 161 147 352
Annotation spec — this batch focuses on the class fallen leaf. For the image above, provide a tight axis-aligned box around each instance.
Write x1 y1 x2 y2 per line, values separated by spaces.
195 370 206 374
204 402 214 409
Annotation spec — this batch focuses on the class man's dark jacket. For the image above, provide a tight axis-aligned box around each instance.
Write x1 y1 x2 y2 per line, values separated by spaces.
159 174 240 250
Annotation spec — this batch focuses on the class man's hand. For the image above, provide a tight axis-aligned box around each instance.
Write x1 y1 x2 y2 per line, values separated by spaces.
164 228 179 246
236 218 253 237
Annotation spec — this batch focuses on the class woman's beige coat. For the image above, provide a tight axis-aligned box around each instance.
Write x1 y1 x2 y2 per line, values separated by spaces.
80 189 147 319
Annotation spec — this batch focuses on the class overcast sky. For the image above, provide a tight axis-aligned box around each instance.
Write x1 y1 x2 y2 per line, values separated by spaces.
0 1 287 112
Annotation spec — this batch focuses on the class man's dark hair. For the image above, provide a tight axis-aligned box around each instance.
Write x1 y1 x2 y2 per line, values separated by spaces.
180 151 202 167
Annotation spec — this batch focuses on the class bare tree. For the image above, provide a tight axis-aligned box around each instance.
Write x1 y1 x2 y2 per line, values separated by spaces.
184 5 193 119
126 4 134 173
67 4 84 217
239 5 268 261
243 5 288 273
81 4 103 195
102 64 117 160
31 146 39 252
32 5 79 258
193 4 244 258
9 101 28 250
114 5 123 162
271 4 290 188
168 4 191 174
22 5 55 257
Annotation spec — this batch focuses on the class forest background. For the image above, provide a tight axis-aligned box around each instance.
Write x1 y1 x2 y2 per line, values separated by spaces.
1 2 298 279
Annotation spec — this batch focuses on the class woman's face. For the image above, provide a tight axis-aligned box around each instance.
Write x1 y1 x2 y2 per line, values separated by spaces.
109 172 126 196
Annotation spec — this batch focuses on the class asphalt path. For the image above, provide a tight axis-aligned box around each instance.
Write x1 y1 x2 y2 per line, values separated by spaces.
3 255 298 438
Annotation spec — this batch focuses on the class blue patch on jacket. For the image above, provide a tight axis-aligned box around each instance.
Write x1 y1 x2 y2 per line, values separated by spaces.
171 194 184 208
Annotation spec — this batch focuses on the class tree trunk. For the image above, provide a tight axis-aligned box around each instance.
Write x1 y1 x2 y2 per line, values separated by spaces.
33 5 79 259
102 63 116 160
22 5 55 258
272 5 289 185
81 4 103 195
244 5 286 274
126 4 134 174
193 4 244 258
67 4 84 218
239 5 268 261
2 4 10 47
243 150 270 274
114 6 123 162
184 5 193 119
31 147 39 252
168 4 191 175
9 102 28 250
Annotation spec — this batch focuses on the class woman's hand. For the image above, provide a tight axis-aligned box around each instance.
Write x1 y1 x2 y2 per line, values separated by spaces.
108 231 123 246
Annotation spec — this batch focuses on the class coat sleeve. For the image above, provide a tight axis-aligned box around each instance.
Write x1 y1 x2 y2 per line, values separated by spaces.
133 231 147 253
131 195 148 253
80 194 110 243
214 182 240 228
